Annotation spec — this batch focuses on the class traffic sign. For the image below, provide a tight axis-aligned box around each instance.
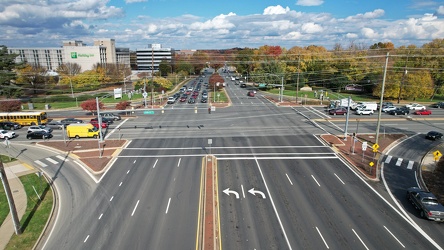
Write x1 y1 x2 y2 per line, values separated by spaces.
362 142 368 151
369 162 374 167
142 92 148 98
143 110 155 114
372 143 379 152
433 150 442 157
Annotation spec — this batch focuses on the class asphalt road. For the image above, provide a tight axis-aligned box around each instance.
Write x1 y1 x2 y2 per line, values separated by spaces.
3 73 444 249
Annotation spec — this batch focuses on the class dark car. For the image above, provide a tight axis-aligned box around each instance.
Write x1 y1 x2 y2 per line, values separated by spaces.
425 131 443 140
388 107 409 115
26 131 53 140
201 97 207 103
188 98 196 104
46 121 66 130
406 187 444 221
329 107 347 115
0 121 21 130
430 102 444 108
101 112 121 121
173 93 181 100
60 118 84 125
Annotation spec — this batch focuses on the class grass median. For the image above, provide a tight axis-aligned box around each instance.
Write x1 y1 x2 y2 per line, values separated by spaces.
3 172 53 250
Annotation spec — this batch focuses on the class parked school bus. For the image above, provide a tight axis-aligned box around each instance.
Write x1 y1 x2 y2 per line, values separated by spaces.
66 123 100 139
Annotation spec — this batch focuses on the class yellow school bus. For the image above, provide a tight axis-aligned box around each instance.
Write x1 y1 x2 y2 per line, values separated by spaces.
0 111 49 125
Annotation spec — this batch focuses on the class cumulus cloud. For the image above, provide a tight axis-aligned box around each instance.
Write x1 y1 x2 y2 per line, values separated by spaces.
435 5 444 16
189 13 235 30
345 9 385 21
296 0 324 6
361 27 378 38
301 22 324 33
263 5 290 15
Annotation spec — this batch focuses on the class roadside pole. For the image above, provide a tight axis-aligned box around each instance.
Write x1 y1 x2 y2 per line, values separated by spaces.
0 161 21 235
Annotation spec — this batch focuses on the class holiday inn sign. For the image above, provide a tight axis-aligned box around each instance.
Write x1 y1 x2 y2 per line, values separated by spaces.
71 52 95 59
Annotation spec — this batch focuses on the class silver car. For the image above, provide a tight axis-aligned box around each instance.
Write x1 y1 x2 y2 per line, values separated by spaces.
27 125 53 134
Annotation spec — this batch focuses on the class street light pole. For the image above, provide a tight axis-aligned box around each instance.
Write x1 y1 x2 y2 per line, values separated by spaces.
268 73 284 102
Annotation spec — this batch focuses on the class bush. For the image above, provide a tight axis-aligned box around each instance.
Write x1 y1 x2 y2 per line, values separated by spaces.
0 100 22 111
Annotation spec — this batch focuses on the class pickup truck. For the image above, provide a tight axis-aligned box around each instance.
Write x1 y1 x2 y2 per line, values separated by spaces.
406 187 444 221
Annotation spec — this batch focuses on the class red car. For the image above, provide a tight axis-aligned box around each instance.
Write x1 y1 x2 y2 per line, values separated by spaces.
329 107 348 115
414 109 432 115
90 120 108 128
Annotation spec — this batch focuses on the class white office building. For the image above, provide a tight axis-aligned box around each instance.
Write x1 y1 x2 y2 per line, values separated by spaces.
136 44 175 72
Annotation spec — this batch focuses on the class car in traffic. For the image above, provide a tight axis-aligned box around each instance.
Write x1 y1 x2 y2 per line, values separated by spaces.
27 125 53 134
406 103 426 110
188 98 196 104
388 107 410 115
414 109 432 115
329 107 348 115
91 117 113 125
382 106 397 112
46 121 66 130
90 120 108 129
430 102 444 108
0 121 21 130
60 118 84 125
167 96 176 104
0 130 16 139
355 108 373 115
180 95 187 102
201 97 207 103
26 131 53 140
247 90 255 97
101 112 121 121
425 131 443 140
406 187 444 221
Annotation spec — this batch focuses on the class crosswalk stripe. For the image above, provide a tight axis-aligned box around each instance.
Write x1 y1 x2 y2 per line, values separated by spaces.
395 158 403 166
56 155 69 161
385 155 392 164
35 160 47 168
407 161 414 169
46 157 58 164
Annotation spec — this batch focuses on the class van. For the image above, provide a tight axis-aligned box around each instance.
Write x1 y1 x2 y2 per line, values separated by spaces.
67 123 100 139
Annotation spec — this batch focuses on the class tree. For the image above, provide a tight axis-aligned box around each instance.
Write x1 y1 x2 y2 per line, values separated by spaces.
16 64 47 95
80 99 104 115
0 45 23 98
0 100 22 112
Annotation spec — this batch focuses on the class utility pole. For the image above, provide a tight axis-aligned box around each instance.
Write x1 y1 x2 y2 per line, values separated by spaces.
296 54 300 104
0 161 22 235
397 54 409 104
151 46 154 108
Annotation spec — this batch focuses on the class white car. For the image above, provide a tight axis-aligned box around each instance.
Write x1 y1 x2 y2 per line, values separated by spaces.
407 103 426 110
355 108 374 115
0 130 16 139
382 106 397 112
27 125 53 134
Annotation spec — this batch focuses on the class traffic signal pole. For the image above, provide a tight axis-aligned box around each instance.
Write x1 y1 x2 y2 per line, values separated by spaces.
0 161 22 235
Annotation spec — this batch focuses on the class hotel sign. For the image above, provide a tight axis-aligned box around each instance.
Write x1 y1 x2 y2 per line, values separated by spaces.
71 52 95 59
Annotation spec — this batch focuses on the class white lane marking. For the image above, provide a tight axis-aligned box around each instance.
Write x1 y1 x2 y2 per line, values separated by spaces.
165 198 171 214
46 157 58 164
407 161 414 170
352 229 369 250
152 159 158 168
334 173 345 185
131 200 140 216
127 170 130 174
110 196 114 202
385 155 392 164
384 226 405 248
311 175 321 187
55 155 69 161
255 158 292 249
316 227 329 249
35 160 47 168
285 173 293 185
177 158 181 167
395 158 403 166
84 235 89 243
119 182 123 187
133 159 137 164
98 213 103 220
241 185 245 198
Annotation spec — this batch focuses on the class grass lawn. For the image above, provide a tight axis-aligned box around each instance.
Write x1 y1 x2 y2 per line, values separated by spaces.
5 174 53 250
0 156 17 226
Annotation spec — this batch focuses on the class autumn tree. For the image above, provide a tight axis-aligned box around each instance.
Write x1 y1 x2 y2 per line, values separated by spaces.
80 99 104 115
16 64 47 95
0 100 22 112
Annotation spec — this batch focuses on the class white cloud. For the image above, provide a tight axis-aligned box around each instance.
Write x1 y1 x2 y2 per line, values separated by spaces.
282 31 302 40
345 33 358 39
301 22 323 33
345 9 385 21
125 0 147 3
361 27 378 38
263 5 290 15
436 6 444 16
189 13 235 30
296 0 324 6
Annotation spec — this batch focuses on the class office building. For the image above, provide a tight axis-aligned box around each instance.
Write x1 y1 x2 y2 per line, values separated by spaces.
136 44 175 72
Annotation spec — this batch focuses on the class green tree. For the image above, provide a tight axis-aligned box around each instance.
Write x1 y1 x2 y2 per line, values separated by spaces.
0 45 23 97
16 64 47 95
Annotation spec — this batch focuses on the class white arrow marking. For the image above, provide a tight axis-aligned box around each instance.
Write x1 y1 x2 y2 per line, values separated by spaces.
223 188 239 199
248 188 266 199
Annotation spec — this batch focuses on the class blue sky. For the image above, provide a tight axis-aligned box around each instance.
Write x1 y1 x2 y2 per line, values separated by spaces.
1 0 443 50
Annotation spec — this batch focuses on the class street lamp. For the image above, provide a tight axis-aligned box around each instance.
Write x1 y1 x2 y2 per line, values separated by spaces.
268 73 284 102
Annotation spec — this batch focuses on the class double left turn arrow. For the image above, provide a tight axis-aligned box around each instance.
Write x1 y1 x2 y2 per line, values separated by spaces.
222 188 266 199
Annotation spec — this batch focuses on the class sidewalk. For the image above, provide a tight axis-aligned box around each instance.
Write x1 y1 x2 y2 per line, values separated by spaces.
0 161 37 250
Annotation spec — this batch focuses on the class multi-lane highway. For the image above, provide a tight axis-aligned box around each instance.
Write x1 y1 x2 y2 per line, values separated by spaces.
3 70 444 249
